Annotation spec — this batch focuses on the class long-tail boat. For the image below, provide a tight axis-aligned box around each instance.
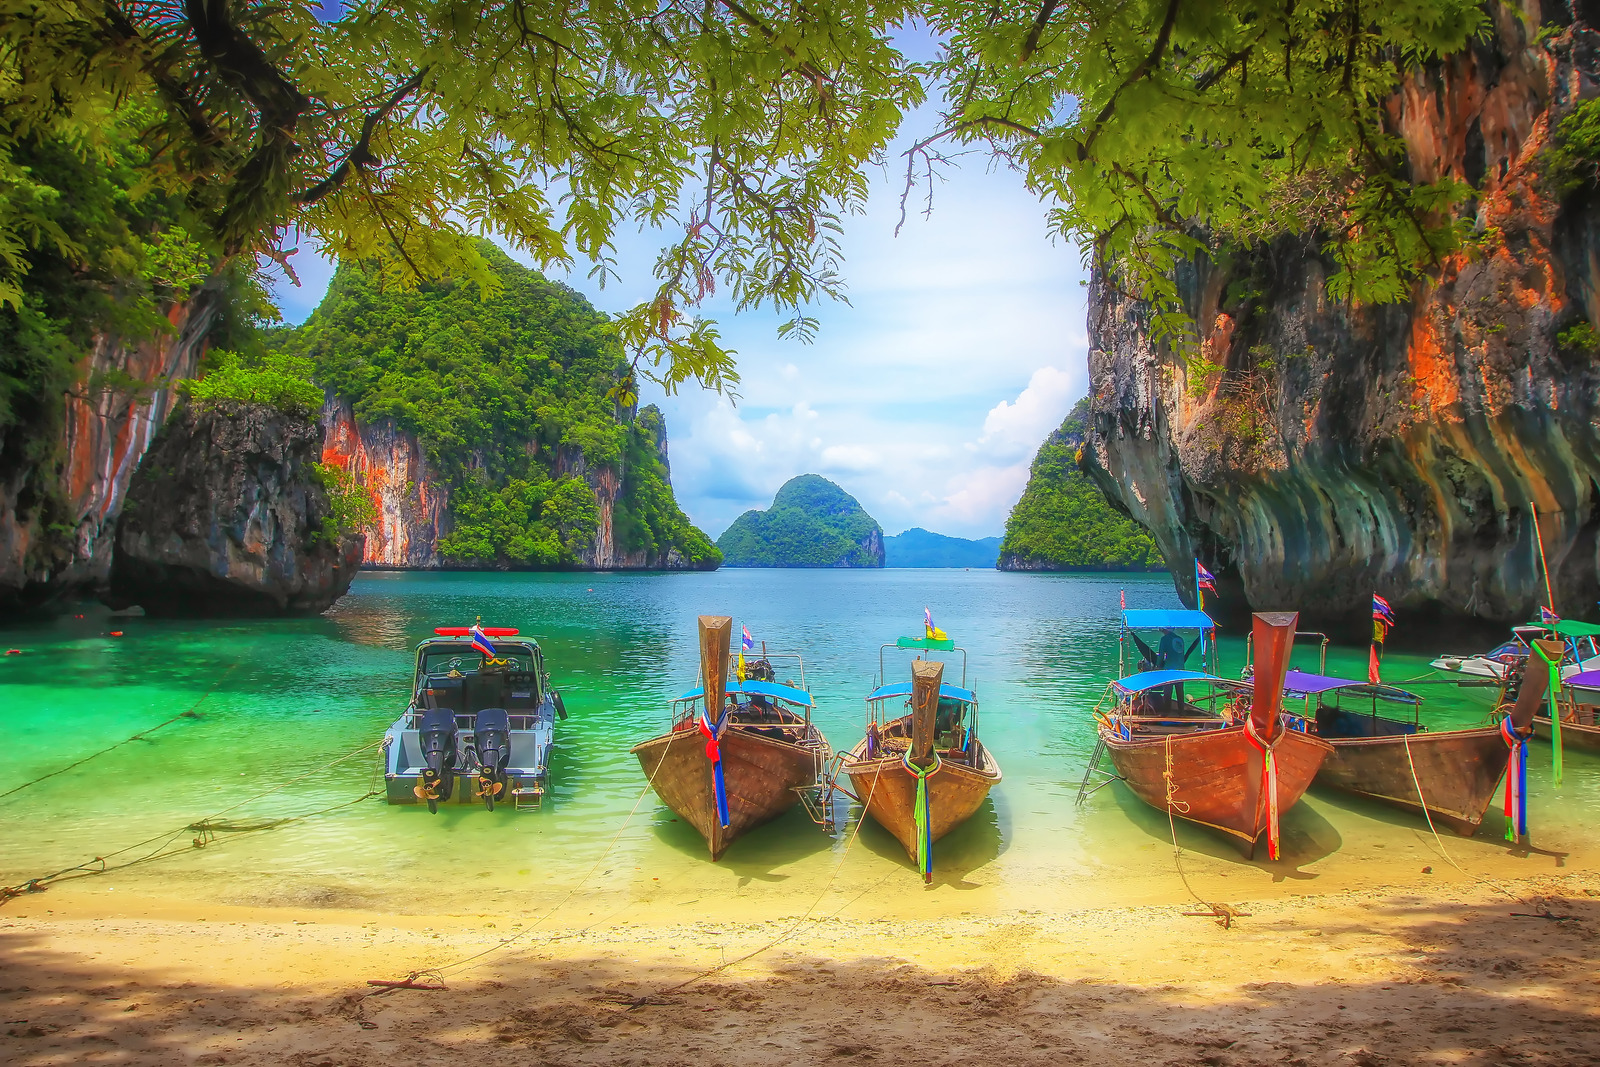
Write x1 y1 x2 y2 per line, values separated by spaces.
1537 669 1600 752
1280 670 1509 835
1092 611 1332 859
838 635 1001 882
631 615 831 860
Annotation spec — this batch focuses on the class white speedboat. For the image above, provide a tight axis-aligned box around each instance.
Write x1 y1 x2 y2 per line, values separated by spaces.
383 626 567 811
1432 621 1600 681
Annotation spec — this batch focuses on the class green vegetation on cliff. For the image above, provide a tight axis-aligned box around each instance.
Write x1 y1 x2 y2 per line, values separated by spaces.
281 250 717 569
718 475 884 568
999 399 1163 572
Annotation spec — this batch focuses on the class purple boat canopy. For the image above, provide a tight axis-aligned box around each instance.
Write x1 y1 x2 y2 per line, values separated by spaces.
1566 670 1600 695
1281 669 1420 704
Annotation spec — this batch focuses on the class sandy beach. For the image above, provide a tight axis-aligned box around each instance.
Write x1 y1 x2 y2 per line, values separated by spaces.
5 866 1600 1066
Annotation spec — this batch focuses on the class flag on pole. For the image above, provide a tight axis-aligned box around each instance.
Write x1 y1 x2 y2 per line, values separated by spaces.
1372 594 1396 626
742 625 754 651
1369 594 1396 684
924 607 948 641
470 624 497 659
1196 562 1218 592
1540 605 1562 626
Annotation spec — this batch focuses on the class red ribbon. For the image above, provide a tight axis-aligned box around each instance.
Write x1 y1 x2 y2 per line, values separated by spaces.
696 714 721 763
1243 717 1281 860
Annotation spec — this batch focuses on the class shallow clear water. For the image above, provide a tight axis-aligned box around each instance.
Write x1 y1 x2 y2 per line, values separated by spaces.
2 570 1594 922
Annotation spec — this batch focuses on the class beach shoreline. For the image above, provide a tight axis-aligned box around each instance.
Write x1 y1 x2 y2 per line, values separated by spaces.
5 869 1599 1065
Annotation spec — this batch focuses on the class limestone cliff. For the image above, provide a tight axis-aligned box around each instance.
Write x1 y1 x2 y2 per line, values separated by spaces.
320 400 716 571
1082 6 1600 638
0 291 220 612
108 400 363 616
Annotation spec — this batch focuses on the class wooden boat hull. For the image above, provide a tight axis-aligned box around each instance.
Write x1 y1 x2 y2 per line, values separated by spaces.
1102 725 1331 857
839 741 1001 866
1313 727 1508 835
632 725 824 859
1533 715 1600 752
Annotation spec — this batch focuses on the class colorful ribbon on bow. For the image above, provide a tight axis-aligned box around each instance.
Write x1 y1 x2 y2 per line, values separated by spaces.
697 712 730 828
901 751 941 883
1500 715 1531 842
1243 717 1282 860
1533 642 1564 786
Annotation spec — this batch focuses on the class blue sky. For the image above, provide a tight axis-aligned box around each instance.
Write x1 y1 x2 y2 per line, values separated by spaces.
265 107 1089 542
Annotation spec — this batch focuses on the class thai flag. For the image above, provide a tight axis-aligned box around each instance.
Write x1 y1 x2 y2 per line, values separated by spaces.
1540 605 1562 625
925 607 935 631
1196 562 1217 592
1372 594 1396 626
470 624 497 658
742 625 754 652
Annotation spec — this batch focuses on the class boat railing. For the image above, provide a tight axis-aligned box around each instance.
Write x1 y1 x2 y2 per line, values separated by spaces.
1246 630 1330 676
403 708 546 732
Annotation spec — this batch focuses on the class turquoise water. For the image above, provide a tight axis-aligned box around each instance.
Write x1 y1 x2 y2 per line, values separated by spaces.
2 570 1595 922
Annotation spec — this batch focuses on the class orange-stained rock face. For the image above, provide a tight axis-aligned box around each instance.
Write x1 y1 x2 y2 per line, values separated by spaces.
320 398 449 568
0 290 220 610
1084 10 1600 637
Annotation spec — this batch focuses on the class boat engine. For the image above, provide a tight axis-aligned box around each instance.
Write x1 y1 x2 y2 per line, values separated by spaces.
474 708 511 810
415 707 459 813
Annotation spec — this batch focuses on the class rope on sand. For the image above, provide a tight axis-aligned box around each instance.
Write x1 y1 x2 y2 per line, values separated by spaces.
1164 735 1249 929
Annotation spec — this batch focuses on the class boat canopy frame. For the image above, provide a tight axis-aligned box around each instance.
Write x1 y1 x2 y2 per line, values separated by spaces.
670 651 816 729
865 640 980 748
1118 609 1220 679
1280 668 1424 730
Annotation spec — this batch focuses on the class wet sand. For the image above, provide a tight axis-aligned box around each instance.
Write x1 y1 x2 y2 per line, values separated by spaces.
5 870 1599 1066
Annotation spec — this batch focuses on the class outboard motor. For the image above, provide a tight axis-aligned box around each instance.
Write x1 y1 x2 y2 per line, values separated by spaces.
415 707 459 814
474 708 512 811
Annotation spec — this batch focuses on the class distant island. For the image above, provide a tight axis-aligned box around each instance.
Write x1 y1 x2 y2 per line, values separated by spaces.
717 475 885 568
884 528 1001 568
998 397 1163 572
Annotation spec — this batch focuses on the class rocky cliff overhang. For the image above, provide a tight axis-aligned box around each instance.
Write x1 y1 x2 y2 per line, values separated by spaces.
0 289 220 612
1083 10 1600 642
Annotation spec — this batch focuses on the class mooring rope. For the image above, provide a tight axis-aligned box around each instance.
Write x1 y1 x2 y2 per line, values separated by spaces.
0 661 241 801
0 739 382 903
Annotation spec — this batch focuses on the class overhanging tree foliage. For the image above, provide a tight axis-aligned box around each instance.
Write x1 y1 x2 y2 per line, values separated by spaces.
2 0 922 396
916 0 1490 339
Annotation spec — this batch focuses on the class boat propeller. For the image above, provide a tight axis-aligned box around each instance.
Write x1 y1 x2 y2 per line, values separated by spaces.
474 708 512 811
416 707 459 814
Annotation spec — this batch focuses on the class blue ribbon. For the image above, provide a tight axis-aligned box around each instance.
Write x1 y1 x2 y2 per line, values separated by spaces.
699 711 730 828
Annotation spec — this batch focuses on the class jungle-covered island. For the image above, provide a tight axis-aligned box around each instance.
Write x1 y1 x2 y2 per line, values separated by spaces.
283 249 720 572
717 475 885 568
998 398 1164 572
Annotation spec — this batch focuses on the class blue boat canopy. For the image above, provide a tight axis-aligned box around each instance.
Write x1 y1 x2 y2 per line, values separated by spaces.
677 678 814 708
1112 669 1225 695
866 681 977 704
1122 608 1215 631
1281 669 1419 703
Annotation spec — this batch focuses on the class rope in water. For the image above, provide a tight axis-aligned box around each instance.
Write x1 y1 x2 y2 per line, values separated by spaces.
0 738 382 903
0 661 241 801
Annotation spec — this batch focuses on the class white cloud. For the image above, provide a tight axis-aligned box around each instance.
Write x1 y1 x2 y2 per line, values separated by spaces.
977 365 1079 462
